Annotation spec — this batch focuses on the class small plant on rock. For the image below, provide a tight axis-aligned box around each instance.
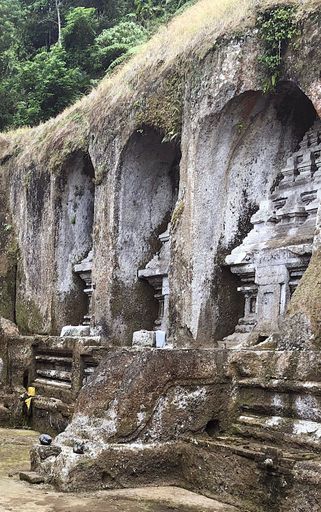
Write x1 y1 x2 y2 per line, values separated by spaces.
257 6 298 92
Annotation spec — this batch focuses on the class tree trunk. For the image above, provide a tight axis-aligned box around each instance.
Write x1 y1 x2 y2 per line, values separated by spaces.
55 0 62 47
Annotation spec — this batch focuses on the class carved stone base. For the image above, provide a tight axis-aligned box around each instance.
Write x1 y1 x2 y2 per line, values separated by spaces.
60 325 90 337
132 330 156 347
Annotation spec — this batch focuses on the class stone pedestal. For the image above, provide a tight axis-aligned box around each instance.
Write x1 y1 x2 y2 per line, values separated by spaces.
132 226 171 348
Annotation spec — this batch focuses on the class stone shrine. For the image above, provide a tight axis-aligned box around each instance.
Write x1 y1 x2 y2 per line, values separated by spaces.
60 250 94 337
132 225 171 348
225 120 321 346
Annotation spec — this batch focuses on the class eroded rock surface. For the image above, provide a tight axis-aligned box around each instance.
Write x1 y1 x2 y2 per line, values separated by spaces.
0 428 234 512
2 2 321 512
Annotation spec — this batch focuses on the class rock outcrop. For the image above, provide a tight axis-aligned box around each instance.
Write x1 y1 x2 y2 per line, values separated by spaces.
2 1 321 510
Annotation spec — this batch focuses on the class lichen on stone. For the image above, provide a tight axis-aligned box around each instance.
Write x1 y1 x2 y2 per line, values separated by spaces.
287 249 321 344
135 72 184 141
15 298 44 335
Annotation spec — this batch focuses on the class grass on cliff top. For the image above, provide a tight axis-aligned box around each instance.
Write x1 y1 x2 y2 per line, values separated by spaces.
0 0 319 170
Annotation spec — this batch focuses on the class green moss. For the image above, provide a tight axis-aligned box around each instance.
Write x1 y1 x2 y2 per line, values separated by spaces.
16 298 43 334
0 274 16 321
94 164 108 185
0 213 19 321
288 249 321 340
135 72 183 141
22 170 33 189
11 105 90 175
171 198 185 229
47 129 89 174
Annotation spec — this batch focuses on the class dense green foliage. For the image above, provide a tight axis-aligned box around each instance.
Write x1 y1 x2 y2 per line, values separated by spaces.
0 0 191 130
257 6 298 91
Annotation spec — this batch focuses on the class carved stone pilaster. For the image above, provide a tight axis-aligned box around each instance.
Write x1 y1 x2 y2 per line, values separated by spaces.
74 250 93 326
60 250 95 338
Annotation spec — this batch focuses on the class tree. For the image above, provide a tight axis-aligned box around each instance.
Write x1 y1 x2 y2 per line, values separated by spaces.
0 0 190 130
62 6 98 73
66 0 134 21
55 0 62 46
134 0 191 23
0 0 25 74
95 21 147 71
12 46 87 126
20 0 62 50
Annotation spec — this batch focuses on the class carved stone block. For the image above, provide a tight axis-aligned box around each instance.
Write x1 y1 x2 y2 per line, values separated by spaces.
132 330 156 347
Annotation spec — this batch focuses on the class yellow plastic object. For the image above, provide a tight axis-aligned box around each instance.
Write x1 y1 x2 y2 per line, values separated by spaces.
25 397 32 411
27 387 36 397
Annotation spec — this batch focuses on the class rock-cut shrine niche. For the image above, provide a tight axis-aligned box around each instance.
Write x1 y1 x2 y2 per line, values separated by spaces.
225 115 321 346
114 126 181 347
57 152 95 337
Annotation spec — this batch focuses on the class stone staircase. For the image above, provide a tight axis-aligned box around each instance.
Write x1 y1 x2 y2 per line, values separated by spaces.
0 334 106 434
232 376 321 451
183 349 321 511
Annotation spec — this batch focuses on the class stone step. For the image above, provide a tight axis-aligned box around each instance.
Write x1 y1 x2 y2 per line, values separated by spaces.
19 471 45 484
35 355 72 364
237 378 321 394
33 377 71 389
238 392 321 423
191 434 320 463
235 378 321 432
184 434 321 511
36 369 72 382
232 413 321 451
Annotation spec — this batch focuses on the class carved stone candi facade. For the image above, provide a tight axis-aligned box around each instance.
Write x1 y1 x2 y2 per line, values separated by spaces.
225 120 321 346
2 3 321 511
60 249 94 337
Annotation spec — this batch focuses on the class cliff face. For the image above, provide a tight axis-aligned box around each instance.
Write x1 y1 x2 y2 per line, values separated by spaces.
2 1 321 509
0 161 16 324
1 1 321 345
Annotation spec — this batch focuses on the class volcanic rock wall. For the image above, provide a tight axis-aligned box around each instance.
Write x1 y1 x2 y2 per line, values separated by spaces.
2 3 321 511
0 8 321 347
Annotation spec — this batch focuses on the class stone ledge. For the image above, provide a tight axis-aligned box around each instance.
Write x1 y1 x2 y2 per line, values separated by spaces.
19 471 45 484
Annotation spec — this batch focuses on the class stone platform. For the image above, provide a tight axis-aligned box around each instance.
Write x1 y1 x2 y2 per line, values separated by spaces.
24 346 321 511
0 428 237 512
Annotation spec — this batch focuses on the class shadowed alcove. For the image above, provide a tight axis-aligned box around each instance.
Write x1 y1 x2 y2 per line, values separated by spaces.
54 151 95 333
178 81 317 346
113 126 181 344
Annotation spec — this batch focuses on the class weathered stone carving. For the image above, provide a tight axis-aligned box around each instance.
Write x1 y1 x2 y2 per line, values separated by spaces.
33 349 73 389
60 250 94 337
225 120 321 345
30 348 228 490
0 334 104 433
73 249 94 327
132 226 170 348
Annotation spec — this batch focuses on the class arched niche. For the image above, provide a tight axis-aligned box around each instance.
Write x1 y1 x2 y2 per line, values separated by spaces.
223 83 320 345
175 81 317 346
54 151 95 333
113 126 181 344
